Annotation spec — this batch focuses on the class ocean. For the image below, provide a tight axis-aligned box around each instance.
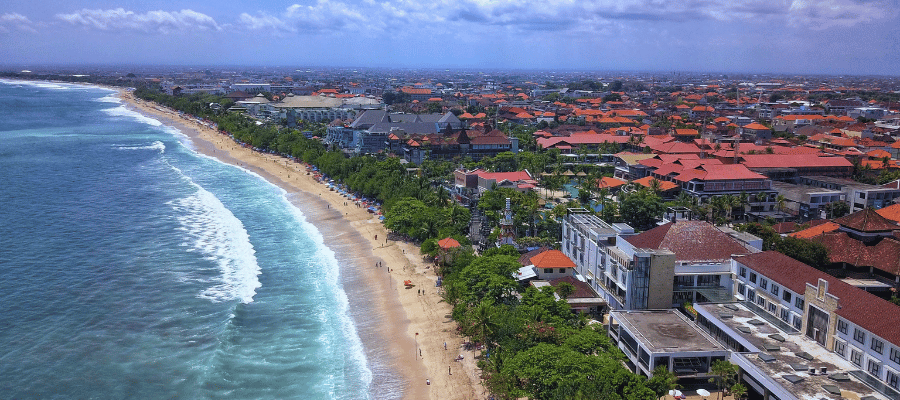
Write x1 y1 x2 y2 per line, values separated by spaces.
0 80 388 399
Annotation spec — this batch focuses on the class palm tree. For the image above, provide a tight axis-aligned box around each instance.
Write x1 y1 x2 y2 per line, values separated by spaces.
737 192 750 221
776 194 787 214
649 177 663 195
469 299 496 349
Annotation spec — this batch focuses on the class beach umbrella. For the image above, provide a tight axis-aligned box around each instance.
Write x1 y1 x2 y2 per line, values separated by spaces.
668 389 683 398
696 389 710 397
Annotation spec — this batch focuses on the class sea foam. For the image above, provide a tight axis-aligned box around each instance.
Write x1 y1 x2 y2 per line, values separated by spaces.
103 105 163 127
283 195 374 398
112 141 166 153
168 175 262 304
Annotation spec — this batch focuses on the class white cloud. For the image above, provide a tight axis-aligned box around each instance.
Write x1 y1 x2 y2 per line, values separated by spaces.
0 12 36 33
787 0 897 29
235 0 894 37
239 0 367 34
55 8 221 34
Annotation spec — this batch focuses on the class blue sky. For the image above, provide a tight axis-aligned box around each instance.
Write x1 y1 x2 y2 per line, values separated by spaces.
1 0 898 75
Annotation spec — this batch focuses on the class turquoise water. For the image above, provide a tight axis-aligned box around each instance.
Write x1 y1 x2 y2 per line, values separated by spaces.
0 80 385 399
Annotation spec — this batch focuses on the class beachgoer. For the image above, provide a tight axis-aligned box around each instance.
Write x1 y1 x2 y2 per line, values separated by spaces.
444 342 447 350
426 379 430 385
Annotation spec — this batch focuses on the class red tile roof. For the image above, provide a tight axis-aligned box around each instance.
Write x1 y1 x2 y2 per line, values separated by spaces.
530 250 576 269
834 208 899 232
741 154 853 169
624 221 750 262
809 231 900 276
477 170 532 183
548 276 597 299
734 251 900 346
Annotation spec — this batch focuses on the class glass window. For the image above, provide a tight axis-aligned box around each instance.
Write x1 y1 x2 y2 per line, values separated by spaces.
890 347 900 365
835 341 846 357
544 268 553 274
750 273 757 283
855 328 866 344
868 360 881 377
794 297 805 310
737 283 746 296
782 291 791 302
851 349 863 366
739 266 746 278
793 315 802 330
558 268 566 274
760 278 768 290
872 338 884 354
837 320 848 334
757 296 766 307
888 371 899 390
768 302 777 314
780 308 790 322
747 289 756 303
771 284 779 296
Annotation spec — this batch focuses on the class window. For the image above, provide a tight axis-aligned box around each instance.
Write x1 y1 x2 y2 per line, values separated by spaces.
782 291 792 303
837 320 848 334
872 338 884 354
770 284 779 297
855 328 866 344
739 266 747 278
768 302 777 314
747 289 756 303
890 348 900 365
835 340 846 357
737 283 746 296
888 370 899 390
750 273 757 283
544 268 553 274
793 315 802 331
794 297 805 310
757 296 766 307
868 360 881 377
558 268 566 274
851 349 863 366
780 308 790 323
760 278 768 290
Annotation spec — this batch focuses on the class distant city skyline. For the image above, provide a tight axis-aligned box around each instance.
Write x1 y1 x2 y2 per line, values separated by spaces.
1 0 899 76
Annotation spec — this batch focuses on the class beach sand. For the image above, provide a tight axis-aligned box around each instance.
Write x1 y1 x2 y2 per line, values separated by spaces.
119 90 486 400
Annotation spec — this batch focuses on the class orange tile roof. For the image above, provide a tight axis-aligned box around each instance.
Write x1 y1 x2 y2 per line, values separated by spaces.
742 123 770 131
632 176 679 191
438 237 461 249
598 176 627 189
789 222 840 239
530 250 576 269
876 204 900 223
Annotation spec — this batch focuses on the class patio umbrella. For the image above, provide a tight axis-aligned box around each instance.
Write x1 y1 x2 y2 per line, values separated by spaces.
668 389 683 398
696 388 711 397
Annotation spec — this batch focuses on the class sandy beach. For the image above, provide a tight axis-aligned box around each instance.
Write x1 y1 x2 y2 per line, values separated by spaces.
119 90 486 400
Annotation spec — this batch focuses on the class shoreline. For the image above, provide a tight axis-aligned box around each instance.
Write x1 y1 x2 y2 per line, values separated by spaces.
117 89 486 400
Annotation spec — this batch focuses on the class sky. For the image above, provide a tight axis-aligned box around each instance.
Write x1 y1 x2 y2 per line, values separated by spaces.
1 0 899 75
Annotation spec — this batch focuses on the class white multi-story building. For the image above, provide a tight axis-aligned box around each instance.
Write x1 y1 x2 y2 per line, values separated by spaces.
562 210 757 311
732 251 900 397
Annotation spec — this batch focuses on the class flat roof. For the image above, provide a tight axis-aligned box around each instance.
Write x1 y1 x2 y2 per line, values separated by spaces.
695 302 893 400
611 309 725 353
